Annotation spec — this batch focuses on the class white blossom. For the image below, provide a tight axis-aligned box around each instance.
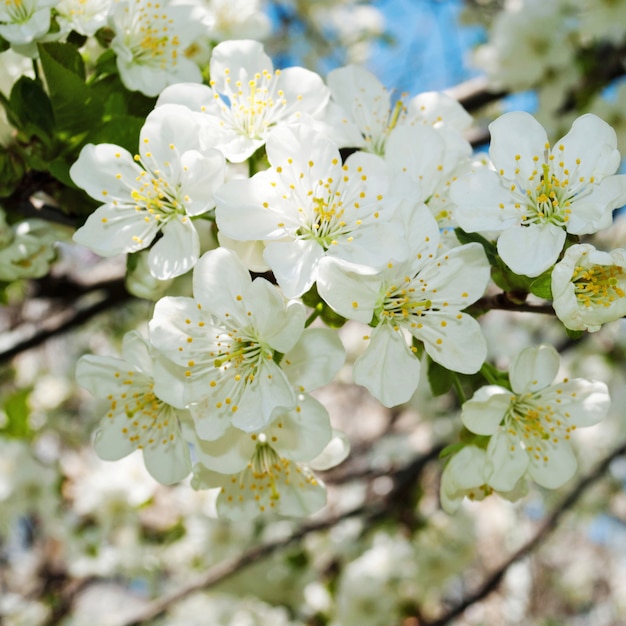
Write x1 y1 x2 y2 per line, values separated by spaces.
149 247 307 437
71 104 225 280
461 345 610 489
215 123 408 298
76 330 192 485
108 0 204 96
551 243 626 332
157 39 331 162
318 204 490 407
327 64 472 156
451 112 626 277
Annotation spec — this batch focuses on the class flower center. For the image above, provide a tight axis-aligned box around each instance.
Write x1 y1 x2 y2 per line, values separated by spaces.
108 377 178 450
505 392 574 463
572 263 625 308
4 0 32 23
216 68 292 139
125 4 180 68
522 163 572 227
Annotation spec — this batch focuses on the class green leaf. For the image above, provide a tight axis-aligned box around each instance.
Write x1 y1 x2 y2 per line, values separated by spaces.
565 327 585 340
39 41 86 80
0 35 9 53
48 156 76 187
529 270 553 300
38 43 103 134
0 150 26 197
9 76 55 135
427 356 453 397
490 262 532 294
454 228 499 264
89 115 144 153
320 304 346 328
439 442 466 459
1 387 33 439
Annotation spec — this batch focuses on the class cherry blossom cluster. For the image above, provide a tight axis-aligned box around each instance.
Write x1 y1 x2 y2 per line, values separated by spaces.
67 37 626 519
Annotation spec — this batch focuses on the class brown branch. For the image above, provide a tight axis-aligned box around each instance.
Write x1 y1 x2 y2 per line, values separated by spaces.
0 279 130 363
473 293 554 315
115 445 443 626
421 440 626 626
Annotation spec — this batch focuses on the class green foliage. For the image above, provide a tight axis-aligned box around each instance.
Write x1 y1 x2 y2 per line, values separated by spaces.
0 150 26 197
0 386 34 439
38 42 102 136
427 356 454 397
9 76 55 139
529 270 553 300
302 283 348 328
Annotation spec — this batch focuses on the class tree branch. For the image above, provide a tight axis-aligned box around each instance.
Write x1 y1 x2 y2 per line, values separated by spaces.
421 440 626 626
115 445 444 626
0 279 130 364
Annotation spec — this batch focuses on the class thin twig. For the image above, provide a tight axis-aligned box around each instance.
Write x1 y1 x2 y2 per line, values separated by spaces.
116 446 443 626
421 441 626 626
0 280 130 363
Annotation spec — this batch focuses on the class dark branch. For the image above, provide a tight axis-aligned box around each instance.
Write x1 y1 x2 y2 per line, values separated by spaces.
115 445 444 626
0 279 130 364
421 441 626 626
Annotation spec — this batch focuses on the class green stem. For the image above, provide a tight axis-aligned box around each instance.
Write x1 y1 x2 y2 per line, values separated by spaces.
451 373 467 404
305 304 322 328
480 362 510 389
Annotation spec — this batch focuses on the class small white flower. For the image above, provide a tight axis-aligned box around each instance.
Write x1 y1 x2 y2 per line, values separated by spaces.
109 0 204 96
55 0 112 36
318 204 490 407
0 211 63 281
551 243 626 332
461 345 610 489
71 104 225 279
157 39 330 162
149 248 307 438
215 123 408 298
440 445 528 513
327 64 472 156
0 0 57 46
452 112 626 276
76 331 192 485
192 443 327 520
451 112 626 277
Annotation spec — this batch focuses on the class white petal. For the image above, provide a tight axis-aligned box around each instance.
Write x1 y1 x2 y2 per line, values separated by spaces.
193 425 256 473
497 222 566 277
485 431 528 492
418 312 487 375
192 247 251 315
231 361 296 431
263 239 323 298
489 112 548 182
310 429 351 471
556 114 620 180
282 327 346 392
267 394 332 463
546 379 610 427
316 258 382 324
142 434 191 484
148 217 199 279
462 385 515 435
527 441 577 489
70 143 142 201
353 326 422 407
510 344 559 394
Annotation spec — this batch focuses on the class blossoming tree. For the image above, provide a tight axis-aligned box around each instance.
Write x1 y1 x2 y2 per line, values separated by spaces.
0 0 625 624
